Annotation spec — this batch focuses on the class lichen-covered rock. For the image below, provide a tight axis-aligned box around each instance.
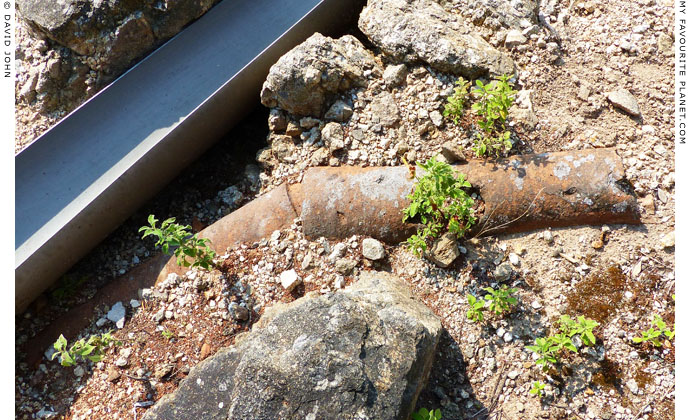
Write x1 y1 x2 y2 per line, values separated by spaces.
358 0 515 78
143 271 442 420
17 0 217 76
463 0 540 31
260 33 379 117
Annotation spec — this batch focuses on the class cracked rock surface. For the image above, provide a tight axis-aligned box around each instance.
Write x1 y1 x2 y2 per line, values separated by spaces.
142 271 441 420
358 0 515 78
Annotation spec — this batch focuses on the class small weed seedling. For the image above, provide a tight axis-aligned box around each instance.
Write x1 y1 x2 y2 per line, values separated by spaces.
529 381 546 398
466 293 486 323
161 329 175 341
484 285 518 315
443 77 471 124
526 337 559 371
52 331 119 367
412 408 442 420
558 315 599 346
402 157 476 257
472 75 516 133
526 314 599 371
633 314 674 347
139 214 216 270
466 286 517 323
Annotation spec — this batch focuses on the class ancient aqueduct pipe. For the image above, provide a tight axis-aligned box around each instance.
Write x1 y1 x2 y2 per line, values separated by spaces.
24 148 639 366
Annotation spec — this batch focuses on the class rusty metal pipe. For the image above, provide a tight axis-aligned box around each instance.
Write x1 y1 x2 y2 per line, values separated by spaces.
24 148 639 366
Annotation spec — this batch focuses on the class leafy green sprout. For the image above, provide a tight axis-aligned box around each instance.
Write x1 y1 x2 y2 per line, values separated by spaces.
471 75 516 132
466 293 486 323
633 314 674 347
483 285 518 315
466 286 517 323
52 331 119 367
470 74 517 157
139 214 216 270
402 157 476 257
412 408 442 420
558 315 599 347
529 381 546 398
526 315 599 371
526 337 560 371
161 330 175 341
443 77 471 124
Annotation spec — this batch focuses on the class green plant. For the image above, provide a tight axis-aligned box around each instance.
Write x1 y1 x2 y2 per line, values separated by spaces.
470 74 516 157
52 331 119 367
558 315 599 347
633 315 674 347
471 75 516 132
526 337 559 371
529 381 546 397
412 408 442 420
161 329 175 341
402 157 476 257
139 214 216 270
483 285 518 315
472 130 512 158
466 293 486 323
443 77 471 124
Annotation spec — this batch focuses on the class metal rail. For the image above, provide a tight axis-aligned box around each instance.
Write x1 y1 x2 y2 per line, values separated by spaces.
15 0 364 312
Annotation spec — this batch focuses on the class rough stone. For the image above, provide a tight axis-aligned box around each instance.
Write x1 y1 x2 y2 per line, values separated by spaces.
143 272 442 420
383 63 408 86
661 232 675 249
440 142 467 163
154 363 175 380
230 303 249 322
359 0 515 78
425 232 460 268
106 301 126 329
465 0 539 30
299 117 321 129
261 33 378 116
606 89 641 117
279 269 301 292
429 110 443 127
270 135 296 163
285 121 302 137
362 238 386 260
17 0 217 76
505 30 527 48
368 91 401 127
322 122 346 152
335 258 358 275
268 108 288 132
494 262 513 282
325 100 354 122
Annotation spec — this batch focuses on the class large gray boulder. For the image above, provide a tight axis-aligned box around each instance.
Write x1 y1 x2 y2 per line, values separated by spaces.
143 271 442 420
260 33 379 117
17 0 217 75
358 0 515 78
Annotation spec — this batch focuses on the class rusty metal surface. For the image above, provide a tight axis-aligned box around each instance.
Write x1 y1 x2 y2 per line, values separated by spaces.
23 149 638 367
467 148 640 236
299 165 418 243
155 183 298 285
298 149 639 242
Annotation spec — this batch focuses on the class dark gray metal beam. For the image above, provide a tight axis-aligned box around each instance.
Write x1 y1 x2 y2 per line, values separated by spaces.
15 0 364 311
